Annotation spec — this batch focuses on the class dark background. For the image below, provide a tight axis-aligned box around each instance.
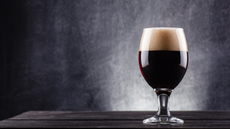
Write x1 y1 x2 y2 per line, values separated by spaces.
1 0 230 120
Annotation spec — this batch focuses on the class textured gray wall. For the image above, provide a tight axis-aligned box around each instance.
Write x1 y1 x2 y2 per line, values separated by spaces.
1 0 230 120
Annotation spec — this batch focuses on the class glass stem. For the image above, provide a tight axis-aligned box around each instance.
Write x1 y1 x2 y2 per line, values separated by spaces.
155 90 172 117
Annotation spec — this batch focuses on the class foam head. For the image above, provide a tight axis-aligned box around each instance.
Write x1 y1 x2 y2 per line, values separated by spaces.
139 27 188 51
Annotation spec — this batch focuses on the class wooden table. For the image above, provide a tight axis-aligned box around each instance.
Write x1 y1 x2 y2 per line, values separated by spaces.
0 111 230 128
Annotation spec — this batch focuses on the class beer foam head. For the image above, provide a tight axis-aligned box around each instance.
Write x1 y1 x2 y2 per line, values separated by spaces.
139 27 188 51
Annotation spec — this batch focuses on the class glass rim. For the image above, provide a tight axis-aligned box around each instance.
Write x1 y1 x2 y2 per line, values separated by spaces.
143 27 183 30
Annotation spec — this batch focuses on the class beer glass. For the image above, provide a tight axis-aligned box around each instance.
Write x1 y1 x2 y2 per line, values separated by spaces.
138 27 188 125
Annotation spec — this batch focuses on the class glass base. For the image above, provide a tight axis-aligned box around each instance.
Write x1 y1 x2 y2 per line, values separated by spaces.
143 115 184 125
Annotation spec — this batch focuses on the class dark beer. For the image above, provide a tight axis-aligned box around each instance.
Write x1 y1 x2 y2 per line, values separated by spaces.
139 50 188 89
139 27 188 124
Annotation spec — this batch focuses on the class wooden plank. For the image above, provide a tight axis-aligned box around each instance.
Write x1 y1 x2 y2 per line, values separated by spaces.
0 120 230 128
9 111 230 120
1 111 230 128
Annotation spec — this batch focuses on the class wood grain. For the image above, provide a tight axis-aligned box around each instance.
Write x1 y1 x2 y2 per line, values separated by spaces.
0 111 230 128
